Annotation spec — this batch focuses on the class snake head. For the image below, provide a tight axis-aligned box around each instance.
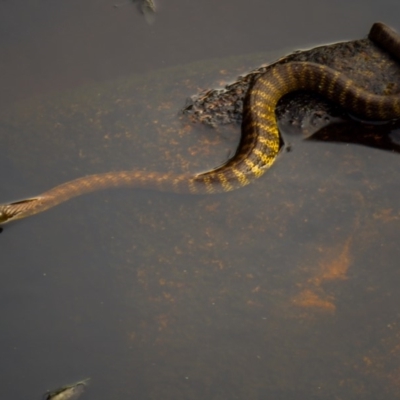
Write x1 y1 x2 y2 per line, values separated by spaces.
0 198 40 224
0 206 17 224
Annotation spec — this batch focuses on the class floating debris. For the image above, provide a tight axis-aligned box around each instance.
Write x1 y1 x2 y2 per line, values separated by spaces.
113 0 157 24
139 0 156 24
134 0 156 14
44 378 90 400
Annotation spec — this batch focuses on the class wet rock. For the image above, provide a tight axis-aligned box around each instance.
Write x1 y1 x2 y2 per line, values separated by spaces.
183 31 400 137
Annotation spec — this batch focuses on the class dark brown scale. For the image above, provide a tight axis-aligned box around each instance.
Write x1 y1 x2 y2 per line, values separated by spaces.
0 22 400 223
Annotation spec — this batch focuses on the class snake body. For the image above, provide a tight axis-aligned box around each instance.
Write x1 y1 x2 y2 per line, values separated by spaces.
1 22 400 224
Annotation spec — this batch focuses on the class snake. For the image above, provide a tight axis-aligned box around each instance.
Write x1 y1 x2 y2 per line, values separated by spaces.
0 22 399 224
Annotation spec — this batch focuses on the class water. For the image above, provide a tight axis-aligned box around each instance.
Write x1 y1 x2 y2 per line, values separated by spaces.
1 1 400 399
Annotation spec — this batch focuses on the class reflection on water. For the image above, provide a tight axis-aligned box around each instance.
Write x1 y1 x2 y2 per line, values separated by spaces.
1 2 400 400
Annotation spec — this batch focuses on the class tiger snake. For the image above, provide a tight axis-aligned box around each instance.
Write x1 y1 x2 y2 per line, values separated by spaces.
0 22 399 224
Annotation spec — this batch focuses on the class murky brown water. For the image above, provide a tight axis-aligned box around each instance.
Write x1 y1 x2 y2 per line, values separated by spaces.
1 1 400 399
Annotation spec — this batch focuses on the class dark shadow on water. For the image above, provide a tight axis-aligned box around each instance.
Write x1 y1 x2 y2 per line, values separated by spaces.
309 119 400 153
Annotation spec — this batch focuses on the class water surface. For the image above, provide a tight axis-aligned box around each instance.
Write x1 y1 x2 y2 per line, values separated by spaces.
1 1 400 399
